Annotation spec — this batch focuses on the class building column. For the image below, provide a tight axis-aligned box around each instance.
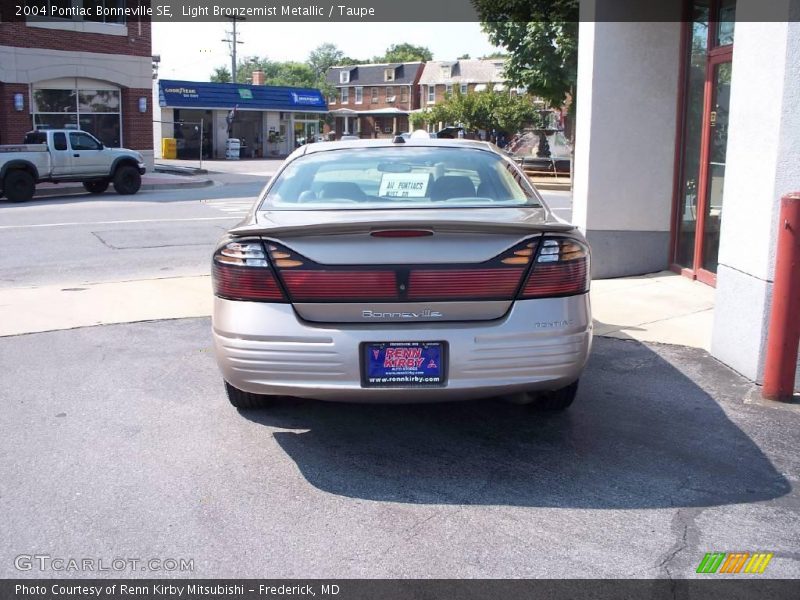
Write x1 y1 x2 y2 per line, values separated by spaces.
711 15 800 382
0 82 32 146
572 16 682 278
121 87 154 169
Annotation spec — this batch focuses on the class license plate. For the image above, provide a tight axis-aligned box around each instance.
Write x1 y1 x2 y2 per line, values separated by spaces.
362 341 446 388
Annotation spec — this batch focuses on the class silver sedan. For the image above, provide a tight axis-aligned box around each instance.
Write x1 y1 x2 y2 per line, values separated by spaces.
212 137 592 410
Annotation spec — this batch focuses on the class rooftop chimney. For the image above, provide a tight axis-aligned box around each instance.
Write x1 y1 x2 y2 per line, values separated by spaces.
252 70 265 85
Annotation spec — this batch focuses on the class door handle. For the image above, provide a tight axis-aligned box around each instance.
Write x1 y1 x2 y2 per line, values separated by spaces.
73 153 80 157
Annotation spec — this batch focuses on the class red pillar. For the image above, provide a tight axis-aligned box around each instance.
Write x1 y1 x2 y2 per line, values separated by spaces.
763 192 800 401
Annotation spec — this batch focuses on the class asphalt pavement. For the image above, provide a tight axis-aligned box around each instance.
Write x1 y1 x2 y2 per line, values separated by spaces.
2 172 797 581
0 181 265 288
0 178 570 288
0 318 797 578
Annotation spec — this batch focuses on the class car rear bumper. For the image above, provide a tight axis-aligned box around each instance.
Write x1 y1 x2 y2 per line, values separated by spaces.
212 294 592 402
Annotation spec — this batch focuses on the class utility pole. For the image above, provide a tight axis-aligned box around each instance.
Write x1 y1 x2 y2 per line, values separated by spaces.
221 16 245 82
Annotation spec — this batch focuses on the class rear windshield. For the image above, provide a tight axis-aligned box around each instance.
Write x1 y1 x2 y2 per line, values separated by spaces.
259 146 541 210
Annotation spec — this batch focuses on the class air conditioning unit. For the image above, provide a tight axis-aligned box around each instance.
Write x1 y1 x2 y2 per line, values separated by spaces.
386 96 396 103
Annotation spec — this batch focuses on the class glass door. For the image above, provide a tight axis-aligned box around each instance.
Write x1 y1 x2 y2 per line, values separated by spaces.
697 60 731 279
671 0 734 286
305 121 318 144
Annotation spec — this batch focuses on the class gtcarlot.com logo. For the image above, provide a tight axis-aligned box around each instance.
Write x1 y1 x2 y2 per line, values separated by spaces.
14 554 194 573
696 551 773 574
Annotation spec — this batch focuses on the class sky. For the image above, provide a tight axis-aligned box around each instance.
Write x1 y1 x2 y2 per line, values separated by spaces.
152 22 502 82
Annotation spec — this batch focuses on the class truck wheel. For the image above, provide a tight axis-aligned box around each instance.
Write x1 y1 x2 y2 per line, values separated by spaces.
3 170 35 203
112 166 141 195
526 380 580 412
83 180 109 194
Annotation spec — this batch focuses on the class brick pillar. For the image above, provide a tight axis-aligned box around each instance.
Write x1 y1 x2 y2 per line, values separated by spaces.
0 83 33 145
121 87 153 151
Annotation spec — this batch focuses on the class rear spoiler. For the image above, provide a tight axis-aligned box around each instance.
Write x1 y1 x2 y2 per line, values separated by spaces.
228 217 577 239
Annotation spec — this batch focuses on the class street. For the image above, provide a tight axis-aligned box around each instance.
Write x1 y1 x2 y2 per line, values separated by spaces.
0 171 572 289
1 173 798 579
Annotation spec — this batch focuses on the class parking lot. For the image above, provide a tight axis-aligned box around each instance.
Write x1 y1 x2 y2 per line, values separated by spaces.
1 317 798 578
0 176 798 579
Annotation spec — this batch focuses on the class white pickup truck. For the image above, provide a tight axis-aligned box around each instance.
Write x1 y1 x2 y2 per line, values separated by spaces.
0 129 146 202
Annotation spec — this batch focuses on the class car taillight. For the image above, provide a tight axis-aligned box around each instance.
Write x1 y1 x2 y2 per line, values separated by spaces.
407 240 537 301
212 239 286 302
519 237 590 298
266 243 398 300
407 268 524 300
281 270 398 300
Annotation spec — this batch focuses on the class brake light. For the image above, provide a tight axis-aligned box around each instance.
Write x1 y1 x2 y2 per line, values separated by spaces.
519 237 590 298
281 270 398 300
408 269 523 300
370 230 433 238
406 240 537 301
212 239 285 302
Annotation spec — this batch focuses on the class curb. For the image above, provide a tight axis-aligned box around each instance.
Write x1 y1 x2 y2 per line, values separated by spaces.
155 165 209 176
30 179 215 199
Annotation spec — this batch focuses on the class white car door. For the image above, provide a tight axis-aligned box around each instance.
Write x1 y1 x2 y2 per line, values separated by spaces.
68 131 105 177
49 132 73 177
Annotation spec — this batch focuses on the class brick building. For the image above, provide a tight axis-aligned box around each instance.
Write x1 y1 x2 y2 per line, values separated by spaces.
417 58 514 107
325 62 424 139
0 8 154 167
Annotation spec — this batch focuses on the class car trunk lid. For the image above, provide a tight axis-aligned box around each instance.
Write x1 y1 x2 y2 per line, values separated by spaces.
234 208 575 323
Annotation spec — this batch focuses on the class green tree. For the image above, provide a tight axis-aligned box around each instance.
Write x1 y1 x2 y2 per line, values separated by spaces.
335 56 369 66
409 112 429 130
415 89 537 135
377 43 433 63
479 50 509 59
308 43 345 79
475 0 578 134
210 66 231 83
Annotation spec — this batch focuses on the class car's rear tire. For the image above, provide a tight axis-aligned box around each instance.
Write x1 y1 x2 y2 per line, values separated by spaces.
112 165 141 195
527 380 580 412
224 381 272 409
83 179 109 194
3 170 35 202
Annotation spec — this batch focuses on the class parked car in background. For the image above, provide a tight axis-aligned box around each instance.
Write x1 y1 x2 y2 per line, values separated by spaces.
212 138 592 411
0 129 145 202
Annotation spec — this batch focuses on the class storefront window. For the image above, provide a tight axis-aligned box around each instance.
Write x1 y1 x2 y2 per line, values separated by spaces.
79 114 120 147
33 89 76 113
33 113 78 130
32 81 121 148
78 90 120 112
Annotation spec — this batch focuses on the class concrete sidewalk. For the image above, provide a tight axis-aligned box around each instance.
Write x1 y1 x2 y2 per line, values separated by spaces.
0 271 715 351
592 271 714 350
32 172 214 199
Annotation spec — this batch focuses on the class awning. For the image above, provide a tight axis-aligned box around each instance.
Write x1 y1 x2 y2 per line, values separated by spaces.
158 79 327 112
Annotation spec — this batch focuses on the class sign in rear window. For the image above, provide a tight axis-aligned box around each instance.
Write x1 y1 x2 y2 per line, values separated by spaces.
378 173 430 198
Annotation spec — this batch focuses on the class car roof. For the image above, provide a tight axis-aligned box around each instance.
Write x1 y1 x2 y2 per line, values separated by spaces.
296 138 502 157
